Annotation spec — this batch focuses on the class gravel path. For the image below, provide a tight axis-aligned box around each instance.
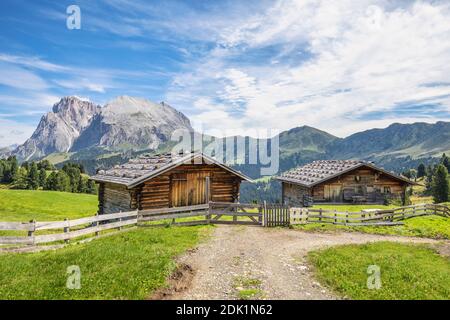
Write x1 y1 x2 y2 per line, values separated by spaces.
173 225 445 300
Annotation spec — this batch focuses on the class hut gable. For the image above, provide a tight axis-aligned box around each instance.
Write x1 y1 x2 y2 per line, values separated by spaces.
275 160 413 187
275 160 415 206
91 152 251 214
91 151 251 187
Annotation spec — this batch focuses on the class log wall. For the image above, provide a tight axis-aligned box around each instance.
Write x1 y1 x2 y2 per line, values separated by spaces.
98 163 243 213
139 163 241 210
99 182 134 214
282 183 311 206
282 166 408 206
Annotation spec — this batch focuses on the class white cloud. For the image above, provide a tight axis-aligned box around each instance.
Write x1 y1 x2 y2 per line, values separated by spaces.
54 78 108 93
166 0 450 137
0 54 69 72
0 93 60 114
0 119 36 147
0 63 48 90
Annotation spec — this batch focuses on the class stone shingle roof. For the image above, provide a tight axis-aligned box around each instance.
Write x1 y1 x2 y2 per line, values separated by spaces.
90 151 251 187
91 152 184 186
275 160 413 187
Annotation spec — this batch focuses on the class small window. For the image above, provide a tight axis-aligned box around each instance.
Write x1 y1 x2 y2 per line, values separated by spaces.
383 186 391 194
354 175 361 182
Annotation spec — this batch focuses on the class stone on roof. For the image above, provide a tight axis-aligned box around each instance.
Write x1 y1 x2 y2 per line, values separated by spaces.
91 151 251 187
277 160 368 187
93 151 189 186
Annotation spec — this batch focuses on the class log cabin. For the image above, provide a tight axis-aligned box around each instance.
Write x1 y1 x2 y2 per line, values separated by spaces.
275 160 415 206
90 152 252 214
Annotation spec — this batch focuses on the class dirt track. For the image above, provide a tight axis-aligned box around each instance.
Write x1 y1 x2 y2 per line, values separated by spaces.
169 225 444 300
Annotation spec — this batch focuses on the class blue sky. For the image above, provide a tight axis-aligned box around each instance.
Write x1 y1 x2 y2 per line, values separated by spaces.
1 0 450 147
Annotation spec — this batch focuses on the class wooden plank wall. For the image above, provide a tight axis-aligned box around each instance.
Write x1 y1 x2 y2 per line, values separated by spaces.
101 183 133 214
310 167 406 203
282 183 311 206
99 163 243 213
140 175 171 210
139 163 241 210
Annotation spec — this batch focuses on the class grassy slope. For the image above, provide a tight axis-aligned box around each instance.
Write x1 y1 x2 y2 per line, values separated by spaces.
308 242 450 300
0 189 97 221
43 152 72 164
0 226 210 299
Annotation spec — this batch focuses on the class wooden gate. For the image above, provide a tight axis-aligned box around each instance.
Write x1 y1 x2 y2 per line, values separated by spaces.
208 202 263 225
263 203 290 227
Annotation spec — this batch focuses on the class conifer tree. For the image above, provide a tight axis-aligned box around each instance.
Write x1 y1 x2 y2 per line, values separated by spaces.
432 164 449 203
27 162 40 190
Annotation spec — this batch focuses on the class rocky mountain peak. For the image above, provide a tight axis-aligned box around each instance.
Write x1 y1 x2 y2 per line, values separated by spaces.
11 95 194 161
53 96 82 112
12 96 101 160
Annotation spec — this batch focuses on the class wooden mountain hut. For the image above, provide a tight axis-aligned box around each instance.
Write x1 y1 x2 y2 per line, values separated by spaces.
90 152 252 214
275 160 416 206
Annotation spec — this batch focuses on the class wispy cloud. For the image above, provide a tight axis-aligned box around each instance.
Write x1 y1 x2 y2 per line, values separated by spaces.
166 0 450 137
0 62 49 90
2 0 450 147
0 118 36 147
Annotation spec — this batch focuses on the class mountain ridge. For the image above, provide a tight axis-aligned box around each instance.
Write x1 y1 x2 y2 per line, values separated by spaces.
10 96 193 161
2 95 449 177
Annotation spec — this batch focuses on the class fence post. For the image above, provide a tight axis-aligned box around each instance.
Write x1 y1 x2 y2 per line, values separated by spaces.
258 205 262 225
95 212 99 236
64 218 70 243
206 202 212 224
273 205 280 227
118 210 123 230
286 206 290 227
319 208 322 223
232 205 238 223
334 210 337 224
28 219 36 246
263 201 267 227
345 211 349 225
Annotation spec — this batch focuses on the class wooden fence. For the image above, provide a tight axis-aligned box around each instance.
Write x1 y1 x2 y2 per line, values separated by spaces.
138 202 263 226
138 203 210 227
1 203 448 249
0 210 138 247
290 203 449 226
209 202 263 226
0 202 265 248
263 202 290 227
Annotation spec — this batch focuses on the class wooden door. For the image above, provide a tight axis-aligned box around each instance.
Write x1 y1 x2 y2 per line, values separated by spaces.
324 185 342 202
187 171 210 205
171 173 188 207
330 185 342 202
171 172 210 207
